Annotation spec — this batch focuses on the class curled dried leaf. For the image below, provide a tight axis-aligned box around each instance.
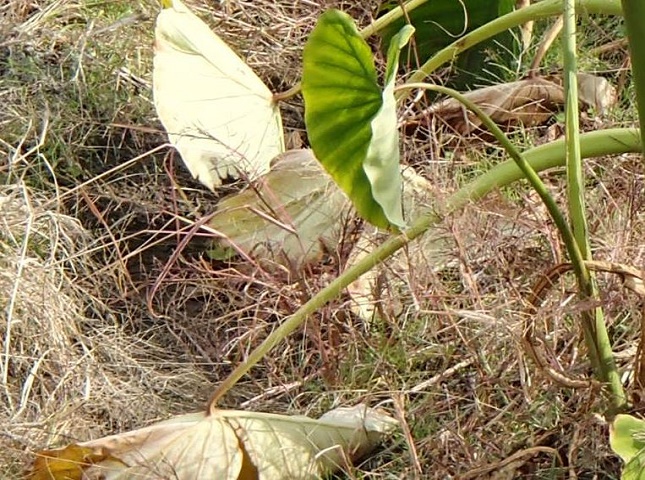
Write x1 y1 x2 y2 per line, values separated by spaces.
29 405 397 480
411 73 616 135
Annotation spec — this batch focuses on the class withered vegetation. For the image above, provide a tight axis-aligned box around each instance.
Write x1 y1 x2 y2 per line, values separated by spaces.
1 1 642 477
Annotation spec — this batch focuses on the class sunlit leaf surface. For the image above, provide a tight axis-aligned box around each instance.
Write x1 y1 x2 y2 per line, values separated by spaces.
302 10 411 230
153 0 284 190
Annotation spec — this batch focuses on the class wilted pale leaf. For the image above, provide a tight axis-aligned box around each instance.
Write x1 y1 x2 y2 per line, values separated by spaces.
29 405 397 480
153 0 284 190
209 149 351 269
220 405 397 478
417 73 616 135
577 72 618 114
31 445 110 480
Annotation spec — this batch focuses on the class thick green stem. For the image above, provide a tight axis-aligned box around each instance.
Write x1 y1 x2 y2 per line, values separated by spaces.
399 0 621 100
208 129 641 409
563 2 588 260
562 0 626 409
622 0 645 158
401 82 583 272
275 0 621 103
402 83 623 409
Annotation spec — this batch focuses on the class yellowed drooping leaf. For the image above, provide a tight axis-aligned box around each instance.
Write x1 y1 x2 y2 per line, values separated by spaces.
28 405 397 480
30 444 111 480
215 405 396 479
209 149 351 269
576 72 618 114
419 73 616 135
153 0 284 190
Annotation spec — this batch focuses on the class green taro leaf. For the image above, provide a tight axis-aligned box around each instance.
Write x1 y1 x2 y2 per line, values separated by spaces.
611 415 645 462
379 0 517 90
611 414 645 480
302 10 412 231
624 454 645 480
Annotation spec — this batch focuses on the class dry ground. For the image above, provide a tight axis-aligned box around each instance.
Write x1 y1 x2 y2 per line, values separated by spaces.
0 1 643 478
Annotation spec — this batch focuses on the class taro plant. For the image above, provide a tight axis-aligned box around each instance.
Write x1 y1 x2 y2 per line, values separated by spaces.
212 0 636 407
209 0 645 476
30 0 645 477
611 414 645 479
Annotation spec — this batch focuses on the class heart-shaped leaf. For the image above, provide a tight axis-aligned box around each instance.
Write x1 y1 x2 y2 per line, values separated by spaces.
302 10 413 231
610 414 645 480
209 149 351 269
153 0 284 190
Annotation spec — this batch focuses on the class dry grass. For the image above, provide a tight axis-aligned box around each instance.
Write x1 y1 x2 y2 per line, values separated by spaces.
0 0 642 478
0 184 211 476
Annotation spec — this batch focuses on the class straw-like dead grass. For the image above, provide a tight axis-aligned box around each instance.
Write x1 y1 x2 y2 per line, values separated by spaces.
0 184 211 476
1 0 642 478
